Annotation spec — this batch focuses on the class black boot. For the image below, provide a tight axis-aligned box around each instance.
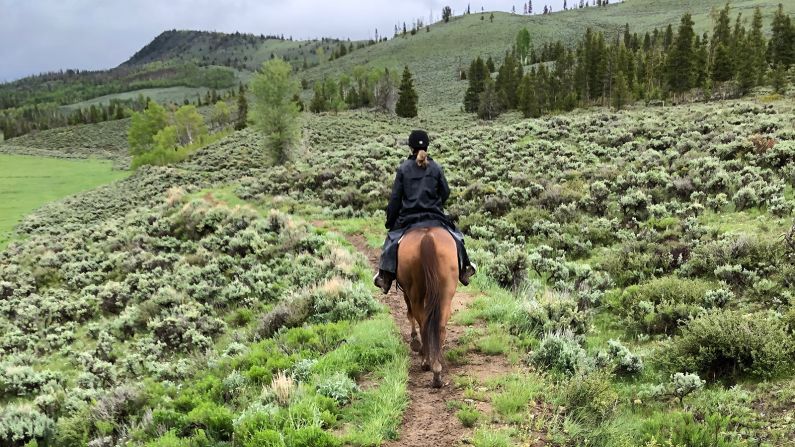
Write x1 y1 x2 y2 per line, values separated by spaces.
460 263 477 286
373 270 394 294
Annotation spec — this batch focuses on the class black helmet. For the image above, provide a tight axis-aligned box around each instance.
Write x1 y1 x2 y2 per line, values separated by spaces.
408 130 430 150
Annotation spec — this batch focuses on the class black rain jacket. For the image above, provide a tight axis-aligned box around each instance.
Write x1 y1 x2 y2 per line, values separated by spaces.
385 154 450 230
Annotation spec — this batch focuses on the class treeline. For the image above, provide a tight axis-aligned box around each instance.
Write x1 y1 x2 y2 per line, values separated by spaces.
0 87 239 140
307 67 400 113
305 66 419 117
0 98 147 140
0 62 235 110
464 3 795 119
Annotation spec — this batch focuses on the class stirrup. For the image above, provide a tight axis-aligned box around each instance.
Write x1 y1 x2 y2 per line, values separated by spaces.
373 272 393 294
460 263 477 286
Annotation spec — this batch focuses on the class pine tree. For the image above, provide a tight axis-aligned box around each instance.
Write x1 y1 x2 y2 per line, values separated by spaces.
496 52 523 109
518 73 541 117
486 56 496 73
464 57 489 112
663 24 674 49
612 71 630 110
442 5 452 22
748 7 768 85
395 66 418 118
667 13 697 94
235 90 248 130
768 4 794 67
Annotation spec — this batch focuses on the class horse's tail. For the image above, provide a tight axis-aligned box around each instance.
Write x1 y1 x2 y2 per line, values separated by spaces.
420 233 442 369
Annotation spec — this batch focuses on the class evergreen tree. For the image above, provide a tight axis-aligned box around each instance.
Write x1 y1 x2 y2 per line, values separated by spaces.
667 13 697 94
395 66 419 118
748 7 768 85
486 56 496 73
443 6 452 22
518 72 541 117
464 57 489 112
235 90 248 130
310 82 328 113
711 42 734 82
768 4 794 67
612 72 630 110
495 52 523 109
663 24 674 49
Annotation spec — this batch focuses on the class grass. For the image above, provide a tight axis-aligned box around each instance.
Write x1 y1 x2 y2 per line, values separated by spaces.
338 315 409 445
0 154 128 249
456 404 481 427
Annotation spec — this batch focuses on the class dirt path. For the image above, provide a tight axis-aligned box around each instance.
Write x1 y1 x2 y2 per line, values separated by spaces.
343 232 514 447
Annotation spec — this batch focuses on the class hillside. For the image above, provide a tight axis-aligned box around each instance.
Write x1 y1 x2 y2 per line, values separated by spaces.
122 30 347 73
302 0 794 108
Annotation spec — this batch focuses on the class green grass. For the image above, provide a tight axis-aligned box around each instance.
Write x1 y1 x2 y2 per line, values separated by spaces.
0 154 129 249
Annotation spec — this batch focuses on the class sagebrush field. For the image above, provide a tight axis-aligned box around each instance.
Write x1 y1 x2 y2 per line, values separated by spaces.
1 1 795 446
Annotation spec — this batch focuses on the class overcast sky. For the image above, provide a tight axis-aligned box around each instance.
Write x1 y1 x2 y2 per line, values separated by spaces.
0 0 576 82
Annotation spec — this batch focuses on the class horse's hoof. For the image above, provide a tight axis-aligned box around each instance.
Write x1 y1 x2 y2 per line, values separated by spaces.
432 373 443 388
421 362 431 372
410 339 422 353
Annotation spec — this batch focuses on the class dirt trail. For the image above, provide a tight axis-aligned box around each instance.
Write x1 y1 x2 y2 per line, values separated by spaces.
343 233 514 447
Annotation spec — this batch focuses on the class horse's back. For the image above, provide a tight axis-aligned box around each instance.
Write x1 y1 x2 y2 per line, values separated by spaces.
397 226 458 288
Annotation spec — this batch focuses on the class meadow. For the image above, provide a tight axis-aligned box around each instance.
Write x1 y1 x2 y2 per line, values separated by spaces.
0 154 128 250
1 1 795 445
1 92 794 446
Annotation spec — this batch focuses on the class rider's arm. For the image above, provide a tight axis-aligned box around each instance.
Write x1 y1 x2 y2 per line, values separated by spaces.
385 167 403 229
439 166 451 205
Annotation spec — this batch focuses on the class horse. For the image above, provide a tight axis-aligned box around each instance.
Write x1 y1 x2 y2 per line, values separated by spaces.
397 226 459 388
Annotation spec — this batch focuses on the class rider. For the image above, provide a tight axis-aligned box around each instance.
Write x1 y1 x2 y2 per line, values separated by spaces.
373 130 476 293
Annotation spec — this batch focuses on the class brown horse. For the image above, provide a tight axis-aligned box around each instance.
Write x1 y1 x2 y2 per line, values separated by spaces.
397 226 459 388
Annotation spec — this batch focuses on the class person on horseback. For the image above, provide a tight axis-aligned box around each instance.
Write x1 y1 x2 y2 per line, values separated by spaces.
373 130 476 293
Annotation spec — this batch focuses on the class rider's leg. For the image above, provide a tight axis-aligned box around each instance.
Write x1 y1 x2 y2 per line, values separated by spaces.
456 239 477 286
374 233 399 293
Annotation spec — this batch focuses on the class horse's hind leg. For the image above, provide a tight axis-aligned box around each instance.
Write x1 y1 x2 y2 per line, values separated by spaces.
403 291 422 353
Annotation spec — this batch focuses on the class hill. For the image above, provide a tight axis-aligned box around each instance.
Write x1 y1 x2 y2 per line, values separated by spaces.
301 0 794 108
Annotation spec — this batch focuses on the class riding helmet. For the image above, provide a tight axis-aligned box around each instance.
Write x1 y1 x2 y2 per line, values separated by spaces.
408 130 430 150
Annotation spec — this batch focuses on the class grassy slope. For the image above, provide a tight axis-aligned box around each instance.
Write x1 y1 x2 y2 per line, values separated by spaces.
0 154 128 249
301 0 793 108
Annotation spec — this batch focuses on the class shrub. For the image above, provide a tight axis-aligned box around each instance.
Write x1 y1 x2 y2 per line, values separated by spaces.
185 402 234 440
666 309 795 381
604 339 643 375
509 288 590 336
487 245 529 290
310 279 379 323
561 370 618 426
529 331 589 375
640 412 737 447
0 403 54 446
315 372 358 405
619 276 715 335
